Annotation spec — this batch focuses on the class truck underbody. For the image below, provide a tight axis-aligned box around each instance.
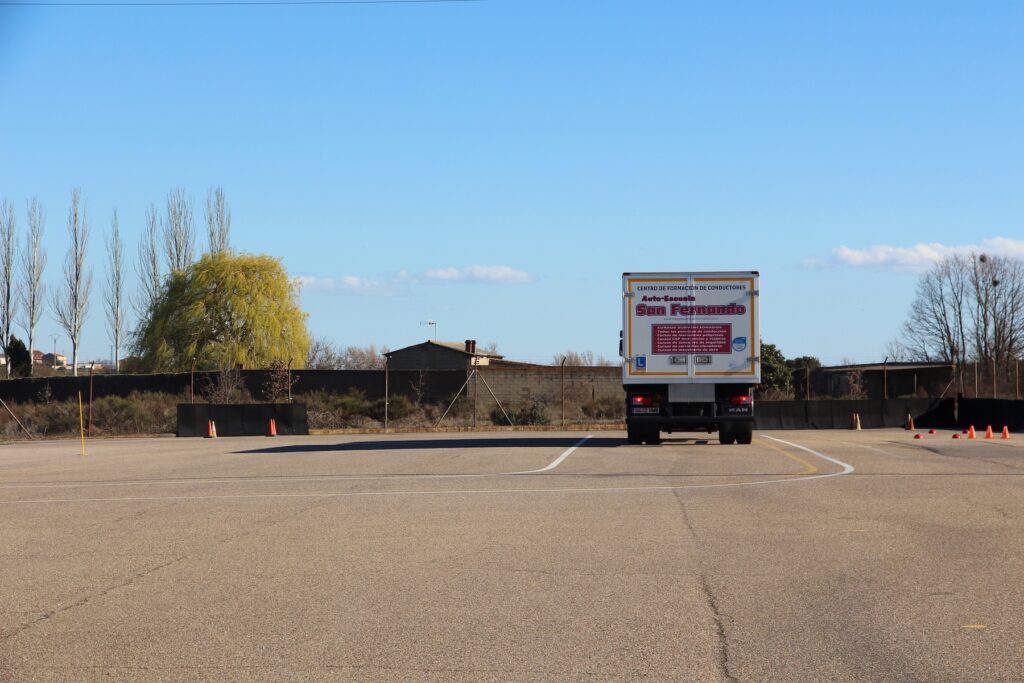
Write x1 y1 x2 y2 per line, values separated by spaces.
624 382 755 445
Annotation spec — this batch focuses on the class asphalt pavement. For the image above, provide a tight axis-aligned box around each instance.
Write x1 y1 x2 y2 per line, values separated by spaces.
1 428 1023 681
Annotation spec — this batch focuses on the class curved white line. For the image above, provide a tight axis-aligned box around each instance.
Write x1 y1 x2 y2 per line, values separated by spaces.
762 435 855 474
0 435 854 504
508 435 591 474
0 436 594 491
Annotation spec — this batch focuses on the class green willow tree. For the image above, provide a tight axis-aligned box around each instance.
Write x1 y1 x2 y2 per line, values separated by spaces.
133 253 309 371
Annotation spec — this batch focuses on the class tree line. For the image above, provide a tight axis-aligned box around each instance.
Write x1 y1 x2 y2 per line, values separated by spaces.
0 186 234 376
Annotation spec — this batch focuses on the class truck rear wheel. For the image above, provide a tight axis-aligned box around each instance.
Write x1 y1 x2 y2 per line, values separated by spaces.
627 425 661 445
735 424 753 445
718 427 736 445
626 425 643 445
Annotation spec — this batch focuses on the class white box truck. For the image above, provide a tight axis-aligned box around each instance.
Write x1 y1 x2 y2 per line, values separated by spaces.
621 271 760 445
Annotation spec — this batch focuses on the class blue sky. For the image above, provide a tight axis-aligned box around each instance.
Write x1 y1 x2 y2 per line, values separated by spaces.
1 0 1022 366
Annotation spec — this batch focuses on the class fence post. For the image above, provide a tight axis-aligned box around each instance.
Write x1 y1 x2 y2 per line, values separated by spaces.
561 358 566 427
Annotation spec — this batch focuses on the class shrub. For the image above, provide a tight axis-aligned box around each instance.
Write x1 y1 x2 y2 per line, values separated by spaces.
368 394 415 422
305 389 374 429
580 396 623 421
492 400 550 426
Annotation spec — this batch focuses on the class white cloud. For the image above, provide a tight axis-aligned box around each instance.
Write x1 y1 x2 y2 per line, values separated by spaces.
296 275 336 291
296 274 397 295
297 264 533 296
424 265 532 284
819 237 1024 272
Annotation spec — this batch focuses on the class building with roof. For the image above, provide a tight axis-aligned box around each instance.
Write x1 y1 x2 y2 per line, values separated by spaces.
384 340 503 371
815 361 955 399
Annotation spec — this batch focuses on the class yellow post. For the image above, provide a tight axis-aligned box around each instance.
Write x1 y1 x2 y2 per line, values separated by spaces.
78 391 87 456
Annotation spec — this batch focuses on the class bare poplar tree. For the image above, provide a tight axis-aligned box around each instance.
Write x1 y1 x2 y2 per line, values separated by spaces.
205 186 231 254
162 188 194 273
969 254 1024 364
0 199 16 376
20 198 46 376
135 203 162 317
106 209 126 372
896 255 969 365
52 188 92 376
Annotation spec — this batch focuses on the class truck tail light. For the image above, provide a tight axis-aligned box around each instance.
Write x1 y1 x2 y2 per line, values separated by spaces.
729 395 753 406
631 395 655 407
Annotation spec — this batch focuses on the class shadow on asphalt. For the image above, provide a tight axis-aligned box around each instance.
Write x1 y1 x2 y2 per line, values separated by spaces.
236 436 625 455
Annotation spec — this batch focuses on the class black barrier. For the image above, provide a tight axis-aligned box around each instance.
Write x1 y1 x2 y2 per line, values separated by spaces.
754 398 959 430
803 400 831 430
0 369 468 405
948 399 1024 432
753 403 783 430
177 403 309 437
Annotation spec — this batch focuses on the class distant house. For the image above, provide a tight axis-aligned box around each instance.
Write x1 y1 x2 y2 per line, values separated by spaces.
43 353 67 368
32 350 45 365
385 340 503 371
74 362 107 373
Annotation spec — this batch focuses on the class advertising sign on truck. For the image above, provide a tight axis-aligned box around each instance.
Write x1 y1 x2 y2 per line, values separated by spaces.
623 272 759 383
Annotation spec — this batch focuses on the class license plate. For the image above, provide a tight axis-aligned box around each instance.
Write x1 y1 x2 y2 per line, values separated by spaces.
632 407 660 414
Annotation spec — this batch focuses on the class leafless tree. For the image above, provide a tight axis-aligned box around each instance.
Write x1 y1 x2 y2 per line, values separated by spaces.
135 203 161 317
342 344 388 369
306 336 345 369
305 339 388 369
969 253 1024 365
20 198 46 376
0 199 17 376
205 186 231 254
52 188 92 376
162 187 194 273
896 255 970 366
895 253 1024 392
105 209 126 372
553 349 616 366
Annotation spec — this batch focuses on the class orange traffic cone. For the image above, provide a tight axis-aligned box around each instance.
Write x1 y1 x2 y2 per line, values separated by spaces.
1002 426 1011 440
985 425 994 440
968 425 977 440
851 413 862 430
268 418 277 437
206 420 217 438
905 413 915 431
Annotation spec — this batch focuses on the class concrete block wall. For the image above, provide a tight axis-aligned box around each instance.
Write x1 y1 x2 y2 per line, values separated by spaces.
468 365 624 416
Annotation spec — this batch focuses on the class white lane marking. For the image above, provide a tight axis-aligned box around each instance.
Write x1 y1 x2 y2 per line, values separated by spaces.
0 436 594 491
839 442 905 458
0 473 854 505
0 473 493 490
762 435 855 474
509 435 591 474
0 435 855 504
0 439 855 505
